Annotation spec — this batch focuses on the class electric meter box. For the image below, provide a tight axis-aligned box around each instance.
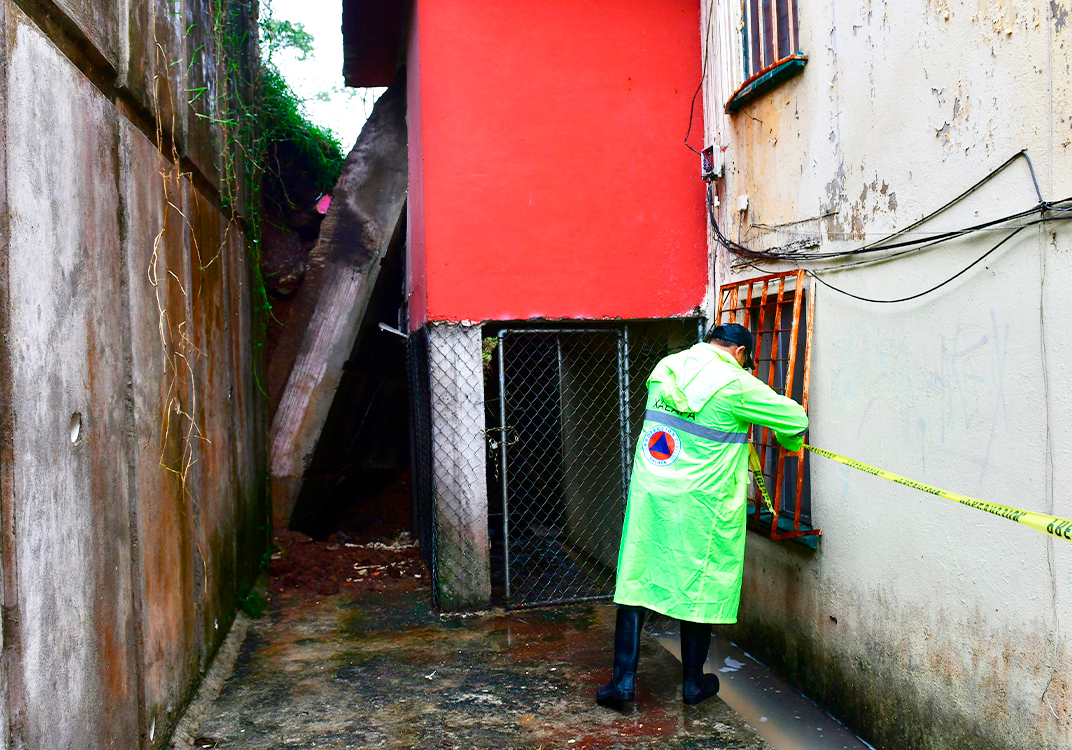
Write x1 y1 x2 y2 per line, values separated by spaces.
701 145 720 181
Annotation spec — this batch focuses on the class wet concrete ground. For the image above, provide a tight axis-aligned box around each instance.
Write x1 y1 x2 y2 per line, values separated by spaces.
652 627 874 750
182 584 770 750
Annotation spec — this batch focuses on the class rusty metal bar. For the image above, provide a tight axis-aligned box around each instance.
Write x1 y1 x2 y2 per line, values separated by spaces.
770 528 820 541
801 277 815 414
757 0 767 68
757 281 769 348
721 271 821 543
764 283 783 396
743 279 754 329
781 271 804 532
788 0 797 53
770 0 779 63
793 276 816 532
721 271 821 541
784 271 804 403
752 280 771 528
768 277 786 535
718 269 797 293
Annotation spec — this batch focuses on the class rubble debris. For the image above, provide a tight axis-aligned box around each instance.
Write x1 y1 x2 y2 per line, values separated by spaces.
269 528 428 598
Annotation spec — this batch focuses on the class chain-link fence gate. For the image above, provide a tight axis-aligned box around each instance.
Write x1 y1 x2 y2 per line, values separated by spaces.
492 329 627 607
409 320 702 610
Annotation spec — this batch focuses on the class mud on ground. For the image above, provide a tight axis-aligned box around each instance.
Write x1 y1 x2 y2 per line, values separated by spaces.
270 528 426 598
185 533 770 750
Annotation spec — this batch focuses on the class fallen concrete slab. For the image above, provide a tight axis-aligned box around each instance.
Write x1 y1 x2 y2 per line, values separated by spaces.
269 70 408 526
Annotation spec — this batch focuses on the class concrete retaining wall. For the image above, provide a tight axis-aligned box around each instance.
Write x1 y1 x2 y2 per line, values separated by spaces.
0 1 265 748
704 2 1072 748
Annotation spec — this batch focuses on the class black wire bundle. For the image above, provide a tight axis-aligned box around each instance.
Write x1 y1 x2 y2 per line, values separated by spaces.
709 151 1072 303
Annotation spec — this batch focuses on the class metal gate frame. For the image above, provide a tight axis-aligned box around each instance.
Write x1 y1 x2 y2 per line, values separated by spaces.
496 328 630 608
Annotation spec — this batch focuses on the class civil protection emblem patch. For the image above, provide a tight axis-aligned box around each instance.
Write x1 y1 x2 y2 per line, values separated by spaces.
641 424 681 467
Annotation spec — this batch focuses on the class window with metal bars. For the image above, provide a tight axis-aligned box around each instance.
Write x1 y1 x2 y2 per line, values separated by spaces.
725 0 806 112
716 269 820 546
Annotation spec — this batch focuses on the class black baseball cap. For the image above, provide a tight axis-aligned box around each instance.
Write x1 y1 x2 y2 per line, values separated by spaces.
707 323 755 369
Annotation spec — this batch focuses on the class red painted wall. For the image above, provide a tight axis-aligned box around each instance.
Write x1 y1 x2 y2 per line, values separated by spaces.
407 0 707 328
406 9 428 328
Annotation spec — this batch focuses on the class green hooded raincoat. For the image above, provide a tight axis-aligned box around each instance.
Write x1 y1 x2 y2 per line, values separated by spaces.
613 343 809 624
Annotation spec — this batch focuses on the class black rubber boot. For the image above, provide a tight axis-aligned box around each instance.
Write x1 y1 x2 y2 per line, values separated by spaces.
596 605 646 706
680 619 720 705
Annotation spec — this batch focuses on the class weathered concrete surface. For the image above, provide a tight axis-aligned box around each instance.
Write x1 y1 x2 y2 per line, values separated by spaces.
188 183 239 663
703 2 1072 749
123 0 188 151
46 0 127 74
225 218 268 615
5 9 141 747
0 2 265 748
269 74 408 525
0 5 12 746
119 116 200 746
427 322 492 608
183 0 222 192
183 590 770 750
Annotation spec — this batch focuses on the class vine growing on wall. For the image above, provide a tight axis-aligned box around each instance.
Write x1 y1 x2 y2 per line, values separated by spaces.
211 0 345 388
213 0 346 614
146 0 345 617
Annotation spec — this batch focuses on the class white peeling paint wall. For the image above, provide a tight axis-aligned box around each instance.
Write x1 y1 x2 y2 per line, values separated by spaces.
703 2 1072 748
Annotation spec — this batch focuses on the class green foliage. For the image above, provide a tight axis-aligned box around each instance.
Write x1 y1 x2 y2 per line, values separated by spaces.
255 3 343 195
259 65 345 196
237 582 268 618
210 0 344 337
260 17 315 62
208 0 347 589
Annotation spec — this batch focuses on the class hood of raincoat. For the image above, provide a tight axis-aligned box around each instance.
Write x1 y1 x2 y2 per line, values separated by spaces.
652 345 741 415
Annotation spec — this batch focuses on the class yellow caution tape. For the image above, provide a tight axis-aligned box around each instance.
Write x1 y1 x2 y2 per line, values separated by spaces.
803 444 1072 544
748 444 777 515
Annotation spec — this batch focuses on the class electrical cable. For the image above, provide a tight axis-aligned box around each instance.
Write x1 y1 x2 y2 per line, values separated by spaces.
805 215 1072 304
857 150 1044 251
707 151 1072 266
710 183 1069 264
1042 5 1063 723
684 2 716 156
805 225 1028 304
707 150 1072 304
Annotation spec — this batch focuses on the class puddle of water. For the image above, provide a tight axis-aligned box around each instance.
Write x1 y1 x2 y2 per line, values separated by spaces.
655 633 875 750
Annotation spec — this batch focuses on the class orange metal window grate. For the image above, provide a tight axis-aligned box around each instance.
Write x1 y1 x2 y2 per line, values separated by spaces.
716 269 820 543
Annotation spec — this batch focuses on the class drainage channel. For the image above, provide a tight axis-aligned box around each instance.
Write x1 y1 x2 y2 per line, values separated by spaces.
653 630 876 750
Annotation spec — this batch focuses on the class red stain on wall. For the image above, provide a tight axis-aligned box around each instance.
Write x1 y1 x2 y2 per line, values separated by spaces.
407 0 707 328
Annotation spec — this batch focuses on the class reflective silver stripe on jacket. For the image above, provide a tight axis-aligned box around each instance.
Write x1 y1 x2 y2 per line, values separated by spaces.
644 409 748 444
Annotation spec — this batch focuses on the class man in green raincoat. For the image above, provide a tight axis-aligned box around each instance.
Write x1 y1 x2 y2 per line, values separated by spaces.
597 323 808 707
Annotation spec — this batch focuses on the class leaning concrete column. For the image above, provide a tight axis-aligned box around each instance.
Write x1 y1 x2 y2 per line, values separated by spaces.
269 73 407 525
427 323 491 608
